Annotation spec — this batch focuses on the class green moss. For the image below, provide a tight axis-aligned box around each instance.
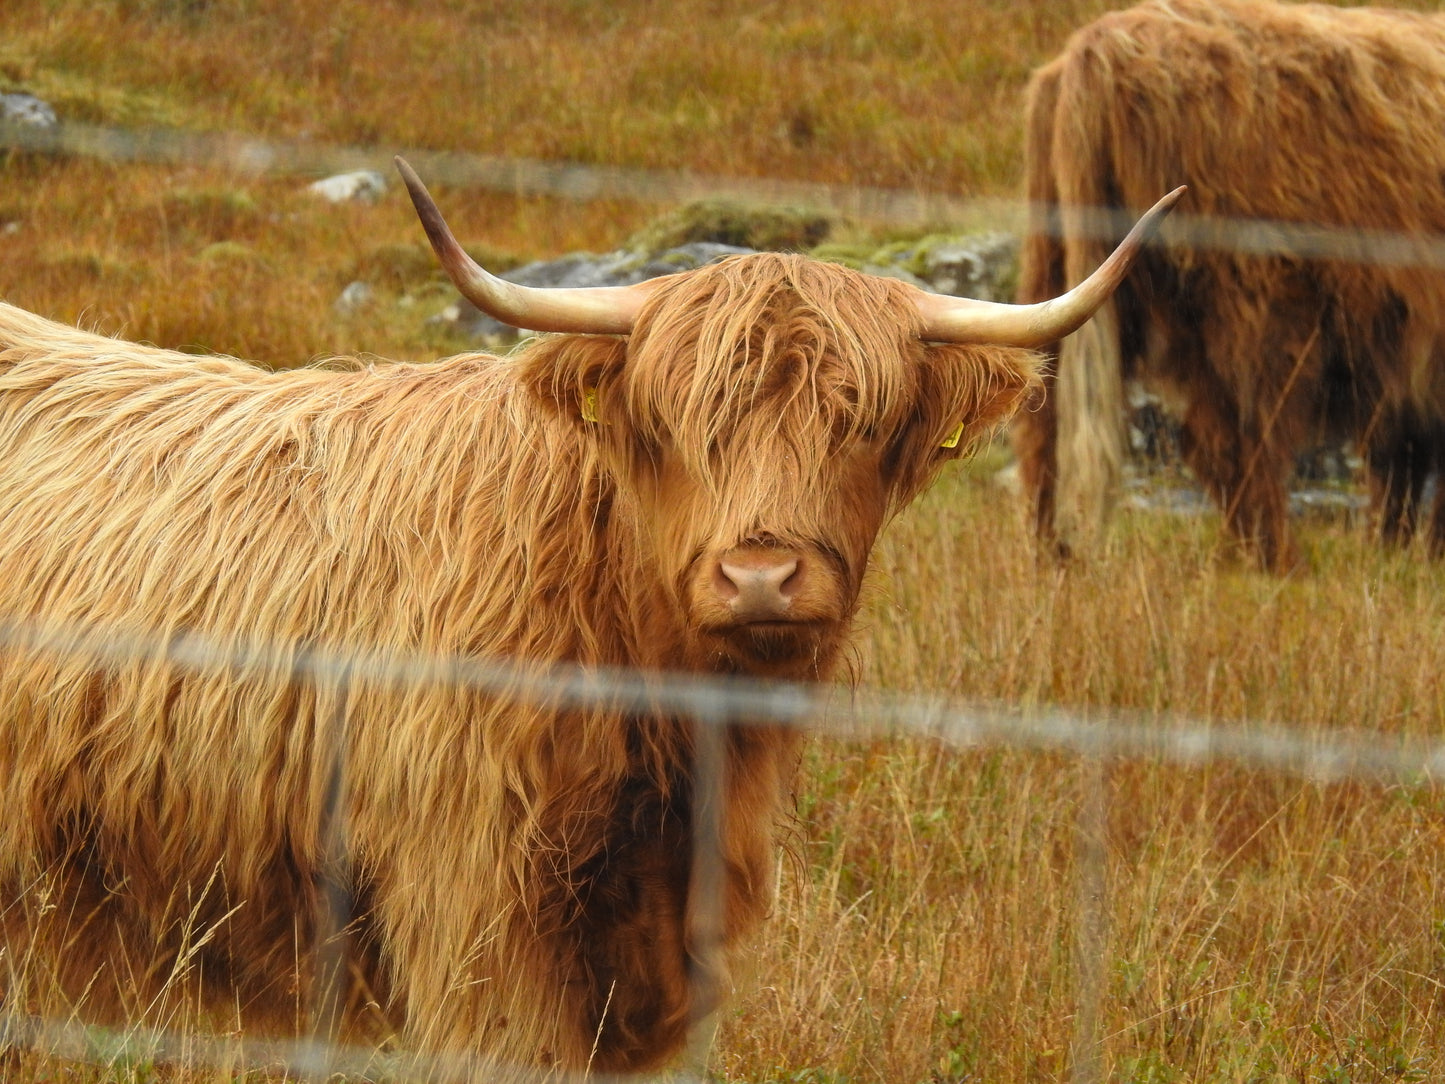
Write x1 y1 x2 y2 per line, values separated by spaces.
0 67 188 128
806 242 872 270
461 244 522 275
40 251 150 285
347 241 447 292
194 240 267 267
624 199 833 254
993 257 1019 300
161 188 260 240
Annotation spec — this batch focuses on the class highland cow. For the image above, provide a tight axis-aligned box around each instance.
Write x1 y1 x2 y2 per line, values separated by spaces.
0 158 1178 1075
1013 0 1445 571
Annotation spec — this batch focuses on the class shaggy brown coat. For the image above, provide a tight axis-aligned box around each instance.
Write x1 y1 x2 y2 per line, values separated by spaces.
1013 0 1445 570
0 255 1037 1074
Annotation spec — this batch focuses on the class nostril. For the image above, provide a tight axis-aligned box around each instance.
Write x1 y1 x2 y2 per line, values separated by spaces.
712 562 740 601
778 558 803 598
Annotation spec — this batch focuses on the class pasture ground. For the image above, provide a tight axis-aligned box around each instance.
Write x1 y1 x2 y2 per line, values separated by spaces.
5 1 1445 1080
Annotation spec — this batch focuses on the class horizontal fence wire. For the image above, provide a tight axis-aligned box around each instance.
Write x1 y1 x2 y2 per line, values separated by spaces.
10 120 1445 272
2 614 1442 786
0 1011 697 1084
0 119 1010 231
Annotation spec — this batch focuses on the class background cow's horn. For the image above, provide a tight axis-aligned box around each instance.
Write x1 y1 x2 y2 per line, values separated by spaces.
913 186 1186 347
395 156 651 335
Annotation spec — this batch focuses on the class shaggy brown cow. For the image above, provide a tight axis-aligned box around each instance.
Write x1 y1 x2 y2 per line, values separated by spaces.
1013 0 1445 571
0 158 1178 1075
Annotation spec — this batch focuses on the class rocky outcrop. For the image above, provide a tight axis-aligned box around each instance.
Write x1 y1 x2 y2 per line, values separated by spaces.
433 241 754 343
0 93 59 131
426 200 1021 346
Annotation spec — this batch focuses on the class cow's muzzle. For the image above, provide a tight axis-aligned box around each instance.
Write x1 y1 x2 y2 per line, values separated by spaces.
712 550 802 622
689 541 848 674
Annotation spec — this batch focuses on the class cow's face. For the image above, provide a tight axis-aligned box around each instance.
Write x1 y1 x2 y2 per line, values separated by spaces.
519 255 1039 679
395 159 1178 676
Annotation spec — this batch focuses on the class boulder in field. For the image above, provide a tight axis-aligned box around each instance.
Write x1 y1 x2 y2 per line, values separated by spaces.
0 93 59 131
308 170 387 204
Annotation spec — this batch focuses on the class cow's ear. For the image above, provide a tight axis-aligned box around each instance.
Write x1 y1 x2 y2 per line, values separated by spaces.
924 343 1042 457
885 343 1040 503
513 334 629 426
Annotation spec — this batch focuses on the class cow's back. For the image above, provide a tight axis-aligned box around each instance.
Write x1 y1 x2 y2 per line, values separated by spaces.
1017 0 1445 567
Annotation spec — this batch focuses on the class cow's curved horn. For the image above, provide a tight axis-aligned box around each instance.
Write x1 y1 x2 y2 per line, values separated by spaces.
395 156 652 335
914 186 1186 347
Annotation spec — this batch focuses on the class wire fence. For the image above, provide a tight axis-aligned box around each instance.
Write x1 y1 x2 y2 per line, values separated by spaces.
2 610 1442 1083
12 119 1445 272
2 119 1445 1084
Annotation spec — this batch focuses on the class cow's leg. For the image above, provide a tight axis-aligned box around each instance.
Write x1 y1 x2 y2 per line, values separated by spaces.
570 723 799 1073
1366 416 1431 547
1012 61 1065 553
568 776 695 1074
1177 384 1297 571
376 775 744 1072
1428 474 1445 557
1011 370 1062 550
2 835 226 1029
1226 405 1299 573
366 820 596 1071
0 853 143 1022
1227 439 1296 572
367 718 797 1076
1422 434 1445 557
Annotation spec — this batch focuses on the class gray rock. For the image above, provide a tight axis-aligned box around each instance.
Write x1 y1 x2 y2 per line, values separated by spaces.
334 280 375 315
860 262 931 290
427 223 1024 344
308 170 387 204
1126 382 1182 463
918 232 1017 302
815 231 1020 300
437 242 752 342
0 93 58 130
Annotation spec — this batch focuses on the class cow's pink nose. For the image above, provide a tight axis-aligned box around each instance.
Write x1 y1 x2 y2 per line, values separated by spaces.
715 554 801 621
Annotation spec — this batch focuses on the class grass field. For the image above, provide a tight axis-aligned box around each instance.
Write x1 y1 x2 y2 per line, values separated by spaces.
721 469 1445 1083
6 1 1445 1081
2 0 1136 362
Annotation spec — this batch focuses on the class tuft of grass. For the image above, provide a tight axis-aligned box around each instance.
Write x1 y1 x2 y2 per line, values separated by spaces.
342 241 447 293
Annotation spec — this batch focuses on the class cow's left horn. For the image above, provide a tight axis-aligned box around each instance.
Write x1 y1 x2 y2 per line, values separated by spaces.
913 186 1186 347
395 156 653 335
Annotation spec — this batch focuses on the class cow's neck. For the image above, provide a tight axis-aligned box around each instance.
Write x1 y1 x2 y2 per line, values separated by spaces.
596 490 697 675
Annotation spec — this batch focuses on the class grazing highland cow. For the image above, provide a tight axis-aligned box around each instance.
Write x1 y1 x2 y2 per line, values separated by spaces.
1013 0 1445 570
0 157 1178 1074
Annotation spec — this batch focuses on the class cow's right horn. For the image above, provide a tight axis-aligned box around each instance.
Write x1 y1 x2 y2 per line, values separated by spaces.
914 186 1186 347
396 157 655 335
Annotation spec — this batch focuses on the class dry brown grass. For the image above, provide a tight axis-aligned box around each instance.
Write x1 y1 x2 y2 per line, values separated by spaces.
718 468 1445 1083
0 151 659 363
7 1 1445 1081
2 0 1134 362
3 0 1121 185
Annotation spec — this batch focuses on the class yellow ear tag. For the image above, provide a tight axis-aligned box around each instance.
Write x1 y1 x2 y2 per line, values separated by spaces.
941 421 965 449
582 387 601 424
